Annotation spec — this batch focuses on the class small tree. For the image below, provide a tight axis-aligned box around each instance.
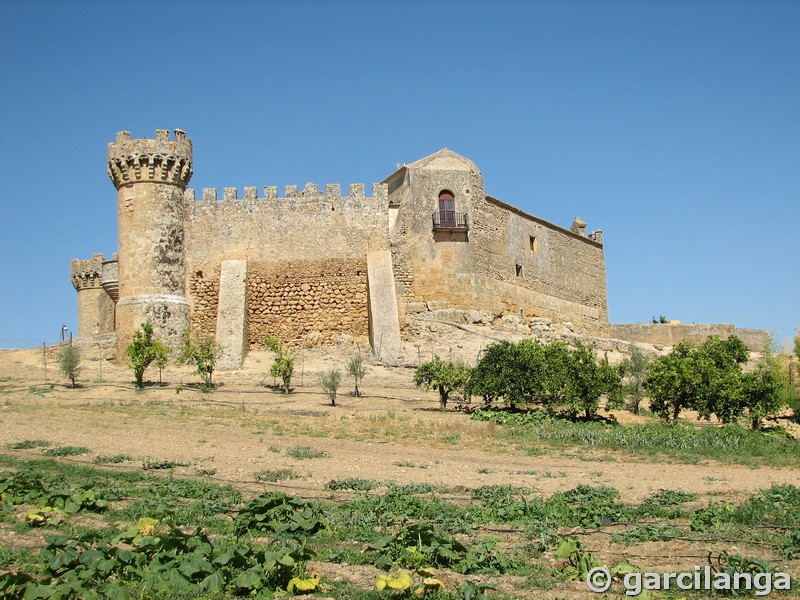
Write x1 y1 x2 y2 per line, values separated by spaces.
59 345 81 388
645 336 749 424
558 341 626 421
176 329 221 388
345 351 366 397
126 322 171 389
413 356 472 411
622 345 650 414
319 368 342 407
265 336 294 394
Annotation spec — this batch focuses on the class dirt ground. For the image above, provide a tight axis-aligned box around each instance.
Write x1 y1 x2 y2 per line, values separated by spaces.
1 344 797 506
1 344 799 599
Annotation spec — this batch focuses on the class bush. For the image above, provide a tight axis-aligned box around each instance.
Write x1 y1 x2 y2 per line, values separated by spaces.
176 328 221 388
319 368 342 406
265 336 294 393
126 322 171 388
413 356 472 410
58 345 81 388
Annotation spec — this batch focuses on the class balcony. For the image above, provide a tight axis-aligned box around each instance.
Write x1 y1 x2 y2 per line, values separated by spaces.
431 210 469 231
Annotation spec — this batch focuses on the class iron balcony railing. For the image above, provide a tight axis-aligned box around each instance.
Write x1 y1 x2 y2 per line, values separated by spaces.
431 210 469 231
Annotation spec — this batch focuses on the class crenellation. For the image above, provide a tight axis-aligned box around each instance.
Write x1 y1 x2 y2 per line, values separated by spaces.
188 182 385 203
373 183 388 202
301 182 321 196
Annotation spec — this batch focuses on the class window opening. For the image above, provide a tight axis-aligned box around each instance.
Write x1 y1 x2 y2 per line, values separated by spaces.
438 190 456 228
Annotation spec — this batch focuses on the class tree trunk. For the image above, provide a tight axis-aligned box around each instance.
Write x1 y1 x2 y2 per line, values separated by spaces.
439 386 448 411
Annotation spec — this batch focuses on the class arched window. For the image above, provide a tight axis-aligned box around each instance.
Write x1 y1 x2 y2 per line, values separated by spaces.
438 190 456 228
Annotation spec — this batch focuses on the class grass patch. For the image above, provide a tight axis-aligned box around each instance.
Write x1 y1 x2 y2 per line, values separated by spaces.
324 478 382 492
255 468 300 482
94 454 135 464
285 445 327 460
472 410 800 467
27 385 53 397
42 446 91 457
6 439 52 450
142 458 190 470
394 460 428 469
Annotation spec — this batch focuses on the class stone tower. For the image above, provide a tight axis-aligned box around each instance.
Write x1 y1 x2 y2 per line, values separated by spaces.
107 130 193 358
70 253 115 338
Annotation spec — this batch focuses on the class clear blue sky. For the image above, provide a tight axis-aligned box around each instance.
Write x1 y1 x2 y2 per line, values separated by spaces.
1 0 797 349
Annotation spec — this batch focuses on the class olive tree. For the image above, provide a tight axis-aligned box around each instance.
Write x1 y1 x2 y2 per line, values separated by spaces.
59 345 81 388
319 368 342 407
346 351 366 397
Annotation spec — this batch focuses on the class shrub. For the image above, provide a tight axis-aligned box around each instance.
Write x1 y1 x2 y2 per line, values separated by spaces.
413 356 472 410
126 322 171 388
319 368 342 406
265 336 294 393
346 351 366 397
645 335 782 426
58 345 81 388
467 339 624 419
176 328 221 388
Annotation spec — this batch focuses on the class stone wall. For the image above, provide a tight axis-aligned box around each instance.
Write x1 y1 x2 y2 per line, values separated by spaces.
470 196 609 335
246 259 369 348
188 268 220 338
185 183 389 268
71 254 115 338
610 323 769 352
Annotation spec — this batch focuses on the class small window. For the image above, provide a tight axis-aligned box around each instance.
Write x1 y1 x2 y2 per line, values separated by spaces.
529 235 538 252
515 264 522 277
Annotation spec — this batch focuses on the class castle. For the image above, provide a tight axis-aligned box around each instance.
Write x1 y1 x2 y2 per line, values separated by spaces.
71 129 610 368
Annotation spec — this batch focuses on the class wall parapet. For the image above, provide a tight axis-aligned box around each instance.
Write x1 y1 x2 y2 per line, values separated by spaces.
186 182 388 203
610 323 769 352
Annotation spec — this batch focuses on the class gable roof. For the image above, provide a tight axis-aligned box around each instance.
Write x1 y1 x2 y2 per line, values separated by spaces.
382 148 480 183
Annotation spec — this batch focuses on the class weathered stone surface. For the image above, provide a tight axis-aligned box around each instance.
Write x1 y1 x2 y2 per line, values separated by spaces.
216 260 248 370
367 250 402 363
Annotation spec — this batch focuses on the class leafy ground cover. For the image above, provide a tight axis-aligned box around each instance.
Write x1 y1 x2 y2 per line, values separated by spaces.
0 456 797 598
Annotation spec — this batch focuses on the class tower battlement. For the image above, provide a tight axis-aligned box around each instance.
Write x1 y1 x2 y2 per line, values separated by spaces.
107 129 193 190
185 182 388 203
70 253 106 290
